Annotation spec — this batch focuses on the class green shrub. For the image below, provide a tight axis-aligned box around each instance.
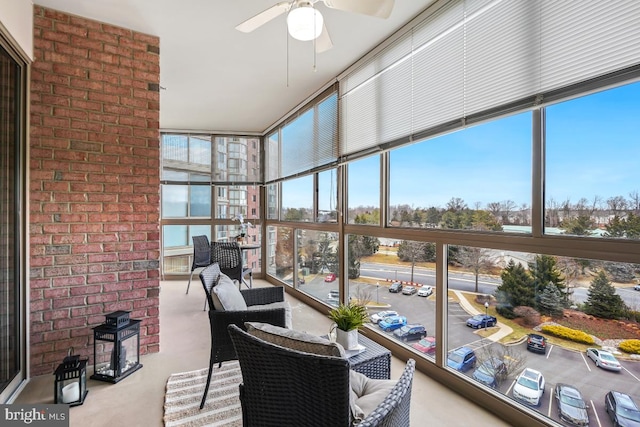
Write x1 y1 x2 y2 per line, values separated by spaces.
619 339 640 354
541 324 595 345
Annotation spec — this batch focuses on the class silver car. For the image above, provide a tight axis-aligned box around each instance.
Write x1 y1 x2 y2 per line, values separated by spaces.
370 310 398 324
586 348 622 372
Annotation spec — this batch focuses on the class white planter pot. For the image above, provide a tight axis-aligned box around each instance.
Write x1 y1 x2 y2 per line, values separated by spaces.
335 328 359 350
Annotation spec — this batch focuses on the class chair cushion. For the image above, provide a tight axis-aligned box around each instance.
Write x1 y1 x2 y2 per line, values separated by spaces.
245 322 345 357
211 273 247 311
350 369 396 421
249 301 293 329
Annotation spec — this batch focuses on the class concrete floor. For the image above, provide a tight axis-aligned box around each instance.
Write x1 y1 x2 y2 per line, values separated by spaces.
15 279 509 426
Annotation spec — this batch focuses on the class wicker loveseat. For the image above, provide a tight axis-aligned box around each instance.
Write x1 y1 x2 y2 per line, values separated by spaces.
228 323 416 427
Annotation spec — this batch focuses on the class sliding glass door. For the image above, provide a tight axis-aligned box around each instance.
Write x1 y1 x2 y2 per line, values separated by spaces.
0 40 25 401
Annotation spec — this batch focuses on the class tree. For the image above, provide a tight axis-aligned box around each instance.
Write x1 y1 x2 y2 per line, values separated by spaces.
347 234 379 279
397 241 431 283
456 246 494 293
528 255 566 306
605 213 640 239
584 270 626 319
495 260 535 317
559 215 595 236
537 283 564 317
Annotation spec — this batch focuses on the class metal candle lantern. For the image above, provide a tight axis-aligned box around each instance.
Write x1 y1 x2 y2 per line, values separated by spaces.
91 311 143 383
54 350 88 406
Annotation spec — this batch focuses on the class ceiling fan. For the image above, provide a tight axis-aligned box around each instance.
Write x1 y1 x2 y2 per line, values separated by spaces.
235 0 395 53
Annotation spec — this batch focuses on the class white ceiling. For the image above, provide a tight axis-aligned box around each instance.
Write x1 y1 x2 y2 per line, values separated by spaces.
33 0 434 133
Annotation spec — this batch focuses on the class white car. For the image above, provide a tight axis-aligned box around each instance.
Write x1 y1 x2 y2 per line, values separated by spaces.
370 310 398 324
634 284 640 291
417 286 433 297
586 348 622 372
512 368 545 406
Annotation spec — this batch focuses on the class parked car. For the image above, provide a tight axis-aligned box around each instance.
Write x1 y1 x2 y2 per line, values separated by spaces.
526 333 547 354
472 357 507 388
417 286 433 297
393 324 427 342
389 282 403 293
447 347 476 372
555 383 589 427
512 368 545 407
402 286 417 295
465 314 497 329
378 315 407 332
324 273 337 282
370 310 398 324
605 390 640 427
586 348 622 372
634 284 640 291
412 337 436 355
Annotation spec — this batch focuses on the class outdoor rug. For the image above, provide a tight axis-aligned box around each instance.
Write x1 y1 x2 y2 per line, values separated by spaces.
163 361 242 426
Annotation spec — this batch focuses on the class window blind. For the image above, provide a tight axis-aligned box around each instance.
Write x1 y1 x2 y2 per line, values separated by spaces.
340 0 640 156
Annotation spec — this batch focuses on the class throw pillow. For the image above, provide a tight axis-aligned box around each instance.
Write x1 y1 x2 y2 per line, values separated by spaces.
211 273 247 311
245 322 345 357
250 301 293 329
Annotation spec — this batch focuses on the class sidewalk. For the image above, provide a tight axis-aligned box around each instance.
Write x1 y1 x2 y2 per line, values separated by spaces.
453 290 513 342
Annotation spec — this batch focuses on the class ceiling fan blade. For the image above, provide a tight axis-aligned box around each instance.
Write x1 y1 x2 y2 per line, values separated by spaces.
322 0 395 19
235 2 290 33
315 23 333 53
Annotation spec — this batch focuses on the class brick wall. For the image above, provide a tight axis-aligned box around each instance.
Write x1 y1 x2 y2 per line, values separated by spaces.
29 6 160 376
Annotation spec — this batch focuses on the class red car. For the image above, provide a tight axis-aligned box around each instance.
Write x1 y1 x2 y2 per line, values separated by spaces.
412 337 436 355
324 273 337 282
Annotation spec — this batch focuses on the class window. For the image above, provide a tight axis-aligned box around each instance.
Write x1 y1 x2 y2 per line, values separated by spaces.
348 156 380 225
545 82 640 239
282 176 313 222
389 113 532 232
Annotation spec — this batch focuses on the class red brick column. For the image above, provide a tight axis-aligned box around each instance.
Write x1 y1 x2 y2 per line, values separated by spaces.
30 6 160 376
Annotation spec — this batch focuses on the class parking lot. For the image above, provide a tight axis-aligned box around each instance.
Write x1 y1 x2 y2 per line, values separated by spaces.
300 276 640 426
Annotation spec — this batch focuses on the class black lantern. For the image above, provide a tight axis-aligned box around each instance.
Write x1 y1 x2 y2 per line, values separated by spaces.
54 350 88 406
91 311 143 383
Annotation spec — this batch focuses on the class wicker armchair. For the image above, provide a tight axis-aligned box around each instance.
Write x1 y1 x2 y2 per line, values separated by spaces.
198 263 287 409
210 241 252 288
228 324 416 427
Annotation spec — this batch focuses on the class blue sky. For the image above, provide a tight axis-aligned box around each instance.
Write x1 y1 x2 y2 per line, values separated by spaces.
283 81 640 210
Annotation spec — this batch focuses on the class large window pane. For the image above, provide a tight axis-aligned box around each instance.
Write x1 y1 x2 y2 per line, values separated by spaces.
346 236 437 360
213 185 259 220
389 113 532 232
213 136 260 182
267 226 294 282
162 134 211 180
348 156 380 224
162 185 211 218
282 176 313 221
294 230 339 300
545 82 640 239
447 245 640 424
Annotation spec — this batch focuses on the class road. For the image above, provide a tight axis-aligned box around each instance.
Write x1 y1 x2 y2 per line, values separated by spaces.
359 262 640 308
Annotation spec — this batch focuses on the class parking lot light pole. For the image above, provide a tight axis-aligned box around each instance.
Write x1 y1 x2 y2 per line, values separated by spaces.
484 302 489 332
376 282 379 303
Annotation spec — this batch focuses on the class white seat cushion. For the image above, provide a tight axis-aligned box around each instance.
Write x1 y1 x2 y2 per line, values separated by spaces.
350 369 396 421
211 273 247 311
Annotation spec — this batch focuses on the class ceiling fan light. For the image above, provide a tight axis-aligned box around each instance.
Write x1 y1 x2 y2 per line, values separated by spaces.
287 5 323 41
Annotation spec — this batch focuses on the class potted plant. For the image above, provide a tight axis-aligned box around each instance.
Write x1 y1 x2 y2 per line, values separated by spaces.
328 302 368 350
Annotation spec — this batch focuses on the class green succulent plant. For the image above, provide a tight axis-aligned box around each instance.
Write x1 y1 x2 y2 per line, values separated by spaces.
328 302 368 331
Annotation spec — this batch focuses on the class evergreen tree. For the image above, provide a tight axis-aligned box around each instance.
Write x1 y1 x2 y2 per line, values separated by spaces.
537 283 564 317
529 255 566 306
495 260 535 317
584 270 627 319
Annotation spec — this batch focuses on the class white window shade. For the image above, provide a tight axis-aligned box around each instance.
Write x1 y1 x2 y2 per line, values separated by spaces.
339 0 640 157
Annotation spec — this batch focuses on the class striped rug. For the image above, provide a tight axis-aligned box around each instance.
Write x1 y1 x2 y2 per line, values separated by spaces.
163 362 242 427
